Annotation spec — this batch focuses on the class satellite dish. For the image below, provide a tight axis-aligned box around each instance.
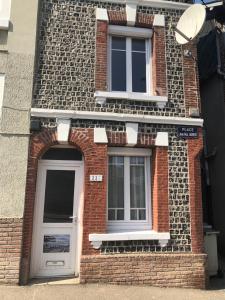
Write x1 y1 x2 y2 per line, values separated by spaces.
175 4 206 45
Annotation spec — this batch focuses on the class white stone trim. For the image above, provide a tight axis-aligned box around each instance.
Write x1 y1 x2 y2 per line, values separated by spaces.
31 108 204 127
94 127 108 143
108 25 152 38
126 123 138 146
0 19 9 30
207 1 223 8
56 118 71 144
126 3 137 26
96 8 109 22
89 231 170 249
155 132 168 147
153 14 165 27
90 0 190 10
95 91 167 108
0 0 11 30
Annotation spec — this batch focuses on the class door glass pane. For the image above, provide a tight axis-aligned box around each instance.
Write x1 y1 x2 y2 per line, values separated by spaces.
43 170 75 223
111 37 126 91
108 156 124 220
130 157 146 220
132 39 146 93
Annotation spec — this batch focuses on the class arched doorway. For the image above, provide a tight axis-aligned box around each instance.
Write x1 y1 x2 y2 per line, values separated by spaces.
30 146 84 278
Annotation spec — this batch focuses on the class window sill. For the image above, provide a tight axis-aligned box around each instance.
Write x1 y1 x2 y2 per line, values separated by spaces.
94 91 168 109
0 19 9 30
89 231 170 249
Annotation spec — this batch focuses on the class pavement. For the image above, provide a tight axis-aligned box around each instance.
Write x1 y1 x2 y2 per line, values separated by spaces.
1 279 225 300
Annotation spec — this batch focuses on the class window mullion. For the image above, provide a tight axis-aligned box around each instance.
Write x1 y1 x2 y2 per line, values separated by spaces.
146 39 150 95
126 38 132 92
124 157 130 221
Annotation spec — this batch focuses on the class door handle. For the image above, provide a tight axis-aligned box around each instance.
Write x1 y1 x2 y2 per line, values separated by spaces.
69 216 78 222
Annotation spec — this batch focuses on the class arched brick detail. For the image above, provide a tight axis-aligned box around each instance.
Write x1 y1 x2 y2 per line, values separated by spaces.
20 128 107 284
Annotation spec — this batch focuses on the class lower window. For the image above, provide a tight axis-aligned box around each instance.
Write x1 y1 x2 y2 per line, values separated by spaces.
107 148 151 232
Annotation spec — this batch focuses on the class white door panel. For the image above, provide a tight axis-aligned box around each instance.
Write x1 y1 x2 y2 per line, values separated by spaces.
30 160 83 278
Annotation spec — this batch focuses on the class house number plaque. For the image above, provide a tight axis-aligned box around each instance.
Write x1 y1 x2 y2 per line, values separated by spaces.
90 175 103 182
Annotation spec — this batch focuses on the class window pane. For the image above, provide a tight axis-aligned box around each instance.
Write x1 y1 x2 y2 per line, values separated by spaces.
117 209 124 220
132 52 146 92
139 209 146 220
108 156 124 210
132 39 146 52
131 210 138 220
130 157 144 165
112 50 126 91
108 209 115 221
43 170 75 223
130 157 146 210
112 36 126 50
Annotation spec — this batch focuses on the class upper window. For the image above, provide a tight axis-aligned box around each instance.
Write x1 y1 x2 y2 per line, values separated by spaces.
107 148 151 232
108 26 152 95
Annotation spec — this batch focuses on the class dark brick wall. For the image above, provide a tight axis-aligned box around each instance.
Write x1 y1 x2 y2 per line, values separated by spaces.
32 0 198 118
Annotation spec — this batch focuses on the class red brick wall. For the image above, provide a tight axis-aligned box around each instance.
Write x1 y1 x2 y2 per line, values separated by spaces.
187 129 204 253
152 147 169 232
95 20 108 91
69 129 108 255
0 218 23 284
183 43 201 115
80 253 207 289
152 25 167 97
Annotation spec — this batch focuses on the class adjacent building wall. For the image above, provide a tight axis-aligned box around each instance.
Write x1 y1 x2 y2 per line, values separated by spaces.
0 0 39 283
0 0 38 217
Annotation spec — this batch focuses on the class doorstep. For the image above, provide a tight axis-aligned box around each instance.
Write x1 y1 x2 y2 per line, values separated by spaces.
29 277 80 286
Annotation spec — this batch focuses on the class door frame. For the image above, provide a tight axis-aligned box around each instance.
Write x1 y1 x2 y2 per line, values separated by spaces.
30 159 84 278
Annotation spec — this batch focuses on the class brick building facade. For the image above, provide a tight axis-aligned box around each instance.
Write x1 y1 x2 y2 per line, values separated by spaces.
0 0 207 288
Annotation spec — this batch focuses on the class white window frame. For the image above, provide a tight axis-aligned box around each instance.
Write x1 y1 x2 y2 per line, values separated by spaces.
107 147 152 232
108 25 152 96
0 0 11 30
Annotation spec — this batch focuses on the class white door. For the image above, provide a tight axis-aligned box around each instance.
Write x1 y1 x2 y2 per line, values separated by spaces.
30 160 83 278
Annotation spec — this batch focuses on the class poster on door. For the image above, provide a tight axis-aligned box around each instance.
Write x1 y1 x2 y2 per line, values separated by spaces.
43 235 70 253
